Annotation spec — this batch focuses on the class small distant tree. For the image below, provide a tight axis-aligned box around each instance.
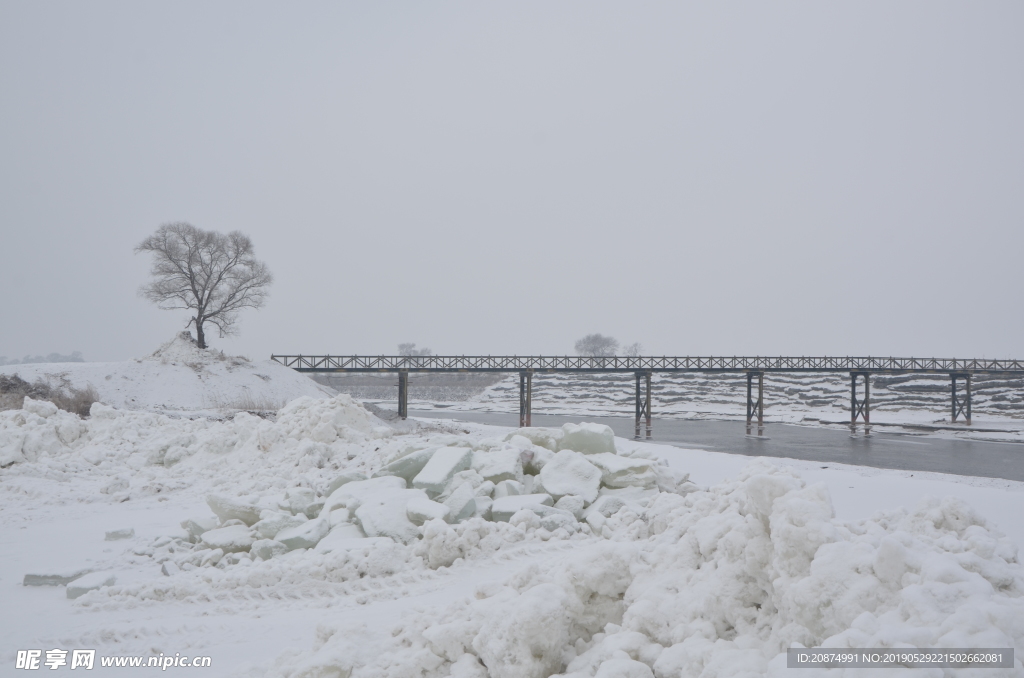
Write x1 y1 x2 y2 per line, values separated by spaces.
622 342 643 357
398 343 433 356
135 223 273 349
574 333 619 357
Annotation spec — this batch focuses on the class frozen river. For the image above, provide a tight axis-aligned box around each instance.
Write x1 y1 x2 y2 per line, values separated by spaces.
410 409 1024 482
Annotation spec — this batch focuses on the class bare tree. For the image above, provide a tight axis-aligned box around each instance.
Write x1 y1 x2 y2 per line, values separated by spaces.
622 342 643 357
574 333 619 357
398 343 433 356
135 223 273 349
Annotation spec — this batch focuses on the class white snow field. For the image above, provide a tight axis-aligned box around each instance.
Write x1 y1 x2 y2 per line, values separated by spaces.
0 334 335 415
2 369 1024 676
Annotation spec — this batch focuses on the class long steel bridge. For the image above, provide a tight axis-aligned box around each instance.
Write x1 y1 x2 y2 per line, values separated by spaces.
271 354 1024 438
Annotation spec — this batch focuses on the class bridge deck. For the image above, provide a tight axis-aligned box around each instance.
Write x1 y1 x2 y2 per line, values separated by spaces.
270 355 1024 374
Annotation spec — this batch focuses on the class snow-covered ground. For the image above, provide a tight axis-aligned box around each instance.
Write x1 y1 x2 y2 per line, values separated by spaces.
3 379 1024 676
0 334 335 416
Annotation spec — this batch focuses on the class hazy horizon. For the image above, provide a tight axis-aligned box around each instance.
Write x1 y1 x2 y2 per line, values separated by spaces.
3 2 1022 362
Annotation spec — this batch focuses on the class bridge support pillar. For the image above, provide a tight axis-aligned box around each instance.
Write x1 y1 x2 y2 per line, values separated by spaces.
746 371 764 435
635 371 652 439
951 373 972 425
398 371 409 420
850 372 870 430
519 371 533 427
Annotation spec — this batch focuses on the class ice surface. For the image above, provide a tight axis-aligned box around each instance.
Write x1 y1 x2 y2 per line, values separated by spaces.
275 517 330 550
539 450 602 502
558 423 617 455
443 482 479 523
586 453 657 489
494 479 524 498
324 476 407 515
254 509 309 540
473 447 524 484
505 427 563 451
413 447 474 495
353 489 425 544
181 516 219 541
375 447 438 483
325 471 368 497
407 495 452 525
554 495 586 519
200 524 257 553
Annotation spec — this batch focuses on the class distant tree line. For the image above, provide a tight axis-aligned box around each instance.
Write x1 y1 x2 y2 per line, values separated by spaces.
392 338 645 358
574 334 642 357
398 343 433 356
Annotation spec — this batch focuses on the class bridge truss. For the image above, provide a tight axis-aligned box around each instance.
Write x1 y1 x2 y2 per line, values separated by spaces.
271 355 1024 437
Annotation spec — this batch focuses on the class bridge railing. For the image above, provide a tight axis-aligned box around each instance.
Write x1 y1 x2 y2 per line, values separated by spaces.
269 355 1024 373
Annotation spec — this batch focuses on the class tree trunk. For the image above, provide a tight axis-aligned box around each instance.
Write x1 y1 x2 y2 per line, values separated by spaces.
196 321 206 349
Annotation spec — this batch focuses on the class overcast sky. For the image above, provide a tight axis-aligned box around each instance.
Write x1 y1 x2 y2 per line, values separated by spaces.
2 2 1022 362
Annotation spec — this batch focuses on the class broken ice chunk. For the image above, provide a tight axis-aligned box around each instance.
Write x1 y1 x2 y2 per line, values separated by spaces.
443 482 478 523
66 571 116 599
181 516 219 542
413 447 473 495
374 447 438 483
284 487 316 516
587 453 657 489
206 495 263 526
539 450 601 502
354 489 424 544
275 517 331 550
325 471 368 497
253 509 308 540
251 539 289 560
23 568 92 587
494 479 524 498
554 495 586 519
406 496 451 526
472 448 523 484
490 494 555 522
199 525 256 553
557 423 617 455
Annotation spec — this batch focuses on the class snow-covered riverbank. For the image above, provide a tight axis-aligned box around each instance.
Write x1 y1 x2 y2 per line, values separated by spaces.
2 387 1023 676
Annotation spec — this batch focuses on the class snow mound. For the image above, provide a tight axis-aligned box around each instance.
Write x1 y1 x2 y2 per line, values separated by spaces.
0 333 335 415
0 393 393 500
260 460 1024 678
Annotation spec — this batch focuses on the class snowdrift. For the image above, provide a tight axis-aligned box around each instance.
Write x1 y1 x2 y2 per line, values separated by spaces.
2 392 1022 677
0 333 334 415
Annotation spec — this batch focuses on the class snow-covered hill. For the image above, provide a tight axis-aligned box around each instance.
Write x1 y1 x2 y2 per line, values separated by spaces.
0 334 334 415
